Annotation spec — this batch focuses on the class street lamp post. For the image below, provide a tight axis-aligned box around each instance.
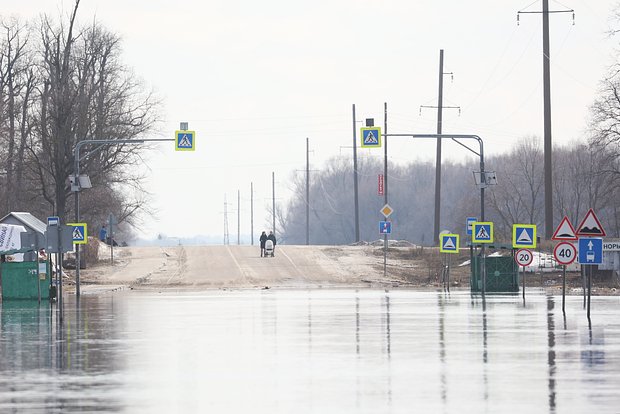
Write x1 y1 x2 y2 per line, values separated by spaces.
382 133 488 296
73 138 173 296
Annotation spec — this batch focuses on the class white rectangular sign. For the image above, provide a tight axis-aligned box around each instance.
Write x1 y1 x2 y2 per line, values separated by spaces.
603 242 620 251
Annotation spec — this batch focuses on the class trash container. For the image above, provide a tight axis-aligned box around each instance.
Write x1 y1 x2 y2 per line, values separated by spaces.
0 260 51 300
470 251 519 293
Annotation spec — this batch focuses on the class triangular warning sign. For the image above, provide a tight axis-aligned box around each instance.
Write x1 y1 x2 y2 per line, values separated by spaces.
517 229 532 243
443 237 455 249
552 216 577 241
576 208 606 237
73 227 84 240
178 135 192 148
364 130 378 144
476 226 489 239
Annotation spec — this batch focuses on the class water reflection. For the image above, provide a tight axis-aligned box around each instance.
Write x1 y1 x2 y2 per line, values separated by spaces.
0 291 619 413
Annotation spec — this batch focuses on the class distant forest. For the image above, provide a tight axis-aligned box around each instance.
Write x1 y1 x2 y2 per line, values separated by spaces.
280 136 620 245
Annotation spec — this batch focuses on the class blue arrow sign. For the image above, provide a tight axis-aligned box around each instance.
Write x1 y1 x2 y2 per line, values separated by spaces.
379 221 392 234
578 237 603 265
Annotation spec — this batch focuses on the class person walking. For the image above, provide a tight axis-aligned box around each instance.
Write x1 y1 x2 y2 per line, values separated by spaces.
259 231 268 257
267 231 277 256
99 225 107 243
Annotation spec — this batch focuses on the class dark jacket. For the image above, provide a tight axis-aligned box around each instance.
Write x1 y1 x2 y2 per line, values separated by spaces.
267 234 276 246
259 233 268 248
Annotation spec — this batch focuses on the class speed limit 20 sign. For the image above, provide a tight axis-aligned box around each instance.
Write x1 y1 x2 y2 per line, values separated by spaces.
554 242 577 265
515 249 533 267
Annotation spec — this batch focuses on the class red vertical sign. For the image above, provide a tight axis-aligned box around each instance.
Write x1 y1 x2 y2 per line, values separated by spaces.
378 174 384 196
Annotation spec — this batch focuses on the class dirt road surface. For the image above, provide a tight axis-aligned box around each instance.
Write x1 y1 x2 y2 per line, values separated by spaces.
78 244 417 290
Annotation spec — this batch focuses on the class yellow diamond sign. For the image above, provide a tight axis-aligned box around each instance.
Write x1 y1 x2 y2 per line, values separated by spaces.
380 204 394 218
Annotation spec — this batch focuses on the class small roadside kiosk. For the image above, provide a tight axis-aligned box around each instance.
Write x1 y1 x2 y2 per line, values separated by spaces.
0 212 51 301
468 221 519 293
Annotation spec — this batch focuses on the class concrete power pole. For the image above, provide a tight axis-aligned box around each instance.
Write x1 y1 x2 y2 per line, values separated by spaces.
272 171 276 235
518 0 574 238
237 189 240 245
223 194 230 245
420 50 459 246
352 104 360 243
306 137 310 245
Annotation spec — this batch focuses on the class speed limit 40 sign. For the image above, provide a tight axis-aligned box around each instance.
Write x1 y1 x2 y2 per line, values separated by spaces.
515 249 533 267
554 242 577 265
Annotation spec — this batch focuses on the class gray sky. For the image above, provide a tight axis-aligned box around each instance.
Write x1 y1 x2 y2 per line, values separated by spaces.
8 0 619 240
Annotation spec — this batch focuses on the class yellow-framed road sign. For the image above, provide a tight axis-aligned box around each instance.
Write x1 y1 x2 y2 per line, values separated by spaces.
175 130 196 151
472 221 494 243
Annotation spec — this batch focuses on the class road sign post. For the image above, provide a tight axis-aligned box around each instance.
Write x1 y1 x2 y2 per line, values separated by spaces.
515 248 533 303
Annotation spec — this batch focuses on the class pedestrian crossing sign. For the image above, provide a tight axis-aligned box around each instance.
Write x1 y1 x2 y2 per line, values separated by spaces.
472 222 494 243
360 127 382 148
67 223 88 244
175 130 196 151
439 234 459 254
512 224 536 249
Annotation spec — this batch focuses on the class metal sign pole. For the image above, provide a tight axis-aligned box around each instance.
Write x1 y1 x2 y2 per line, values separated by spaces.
587 265 592 320
522 265 526 304
562 265 566 314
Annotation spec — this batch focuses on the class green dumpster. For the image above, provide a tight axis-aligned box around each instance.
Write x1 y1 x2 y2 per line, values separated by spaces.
1 260 51 300
470 255 519 293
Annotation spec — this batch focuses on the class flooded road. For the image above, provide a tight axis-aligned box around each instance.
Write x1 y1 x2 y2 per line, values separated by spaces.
1 290 619 413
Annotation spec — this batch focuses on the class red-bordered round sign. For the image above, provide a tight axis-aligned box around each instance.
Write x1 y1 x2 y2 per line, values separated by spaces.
553 242 577 265
515 248 533 267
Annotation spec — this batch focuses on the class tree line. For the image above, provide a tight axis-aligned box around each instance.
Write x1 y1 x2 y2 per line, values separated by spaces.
281 135 620 245
0 0 159 233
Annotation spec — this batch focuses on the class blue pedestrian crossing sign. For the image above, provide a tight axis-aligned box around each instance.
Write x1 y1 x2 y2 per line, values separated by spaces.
379 221 392 234
67 223 88 245
578 237 603 265
440 234 459 254
512 224 536 249
472 222 494 243
361 127 382 148
175 130 196 151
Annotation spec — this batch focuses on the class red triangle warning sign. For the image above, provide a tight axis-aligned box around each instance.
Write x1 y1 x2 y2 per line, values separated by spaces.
576 208 606 237
552 216 577 241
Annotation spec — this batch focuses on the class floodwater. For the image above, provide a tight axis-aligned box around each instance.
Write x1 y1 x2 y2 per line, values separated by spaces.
1 290 619 413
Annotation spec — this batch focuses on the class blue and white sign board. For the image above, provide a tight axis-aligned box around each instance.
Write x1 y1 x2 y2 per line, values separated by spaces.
512 224 536 249
361 127 382 148
472 222 494 243
439 234 459 254
47 216 59 226
578 237 603 265
379 221 392 234
67 223 88 245
175 130 196 151
466 217 477 236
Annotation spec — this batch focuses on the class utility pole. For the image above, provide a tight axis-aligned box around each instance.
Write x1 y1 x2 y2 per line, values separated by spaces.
272 171 276 235
306 137 310 245
518 0 574 238
250 182 254 245
223 194 230 245
384 102 388 206
420 50 459 245
383 102 388 278
352 104 360 242
237 189 240 245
